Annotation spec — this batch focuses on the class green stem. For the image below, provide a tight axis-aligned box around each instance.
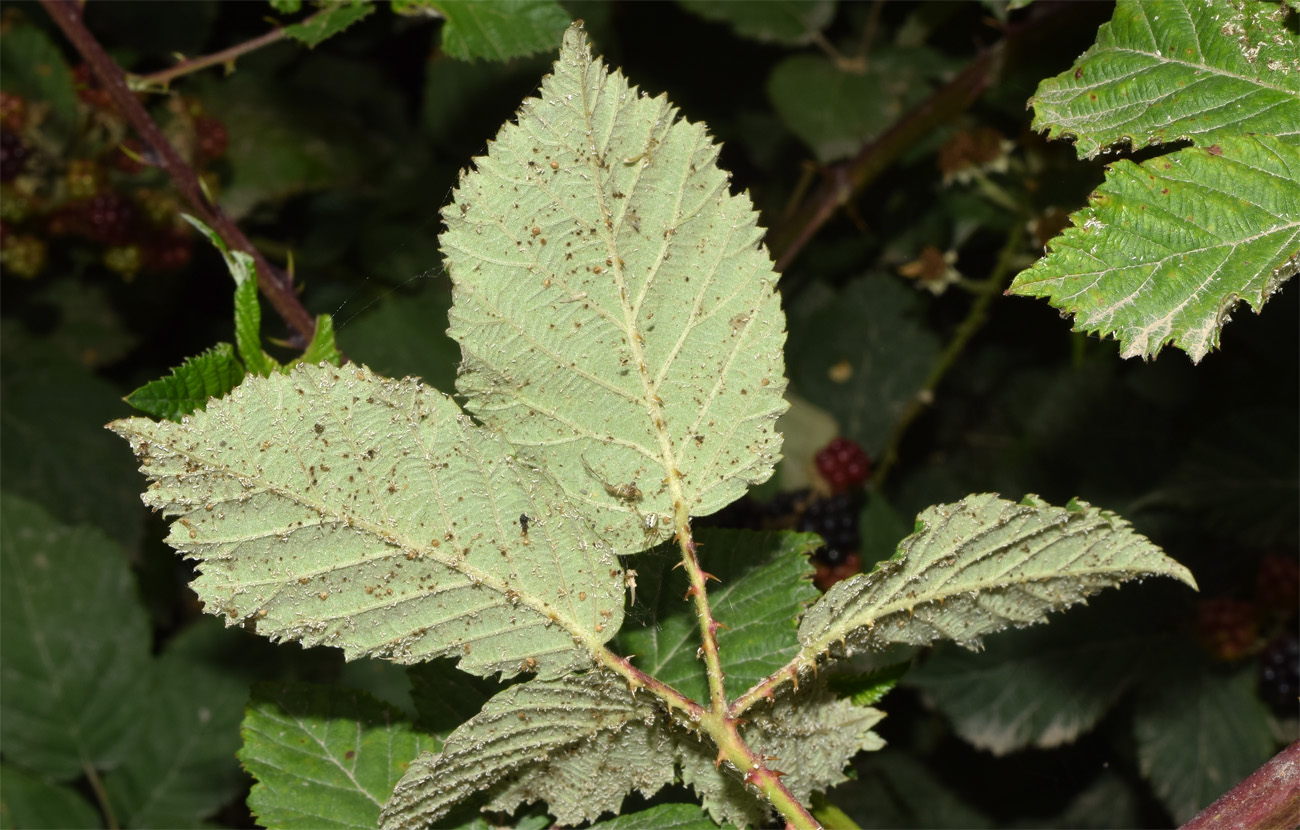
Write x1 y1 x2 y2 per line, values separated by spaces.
84 762 117 830
872 222 1025 488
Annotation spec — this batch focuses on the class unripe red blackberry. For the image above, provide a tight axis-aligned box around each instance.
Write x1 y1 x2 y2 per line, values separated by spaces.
1 233 48 279
1197 598 1258 661
815 437 872 493
1 130 28 182
72 64 115 111
814 551 861 591
143 230 193 272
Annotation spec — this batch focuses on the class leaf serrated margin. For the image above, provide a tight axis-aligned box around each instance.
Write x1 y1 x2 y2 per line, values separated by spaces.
108 363 623 681
797 494 1196 663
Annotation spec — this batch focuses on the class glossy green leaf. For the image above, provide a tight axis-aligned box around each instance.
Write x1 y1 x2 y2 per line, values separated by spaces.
0 495 150 780
677 0 835 45
283 1 374 48
109 363 624 680
1134 659 1278 824
445 24 788 553
0 764 101 830
1010 135 1300 363
798 494 1197 664
432 0 570 61
381 672 671 829
233 266 276 376
100 625 251 828
616 529 820 703
124 342 245 421
1030 0 1300 160
241 683 438 830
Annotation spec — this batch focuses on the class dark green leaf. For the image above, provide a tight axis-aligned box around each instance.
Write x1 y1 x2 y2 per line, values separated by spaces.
768 48 951 162
124 343 246 421
0 764 102 830
589 802 732 829
0 24 79 146
787 275 940 456
432 0 570 61
101 625 252 828
283 1 374 48
0 331 144 548
677 0 835 45
616 529 820 703
1134 656 1278 824
0 495 150 780
408 659 504 735
241 683 438 830
336 280 460 395
234 272 276 377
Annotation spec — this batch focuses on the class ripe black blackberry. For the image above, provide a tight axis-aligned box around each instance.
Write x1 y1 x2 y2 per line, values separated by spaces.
1 130 28 182
798 491 862 564
1258 630 1299 717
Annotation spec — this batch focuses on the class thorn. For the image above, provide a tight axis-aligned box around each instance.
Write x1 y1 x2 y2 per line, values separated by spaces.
714 749 726 769
711 620 731 633
700 570 720 583
684 584 701 600
769 768 788 779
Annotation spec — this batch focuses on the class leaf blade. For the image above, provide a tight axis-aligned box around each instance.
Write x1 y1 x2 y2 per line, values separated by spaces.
1009 135 1300 362
797 494 1196 663
1030 0 1300 160
444 24 788 552
124 342 246 421
109 363 624 680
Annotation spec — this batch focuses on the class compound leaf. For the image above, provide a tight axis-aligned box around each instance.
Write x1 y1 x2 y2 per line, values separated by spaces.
432 0 571 62
1030 0 1300 160
124 342 245 421
444 24 788 553
380 672 671 829
1009 135 1300 363
240 683 438 830
798 494 1196 664
109 363 624 681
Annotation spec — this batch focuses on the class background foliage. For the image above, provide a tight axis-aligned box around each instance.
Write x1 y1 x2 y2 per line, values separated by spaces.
1 1 1296 828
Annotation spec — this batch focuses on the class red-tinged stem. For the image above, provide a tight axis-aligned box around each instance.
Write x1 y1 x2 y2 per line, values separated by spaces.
39 0 318 345
130 18 298 89
1180 740 1300 830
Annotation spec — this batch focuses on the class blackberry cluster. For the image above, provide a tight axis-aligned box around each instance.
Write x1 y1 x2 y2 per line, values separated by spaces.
1259 630 1299 718
1197 598 1258 662
798 492 861 563
0 84 224 280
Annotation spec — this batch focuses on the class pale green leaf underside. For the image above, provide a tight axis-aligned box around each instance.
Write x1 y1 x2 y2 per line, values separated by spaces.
1009 135 1300 362
381 673 667 829
384 674 881 830
798 494 1197 661
109 363 623 681
445 24 788 553
1030 0 1300 159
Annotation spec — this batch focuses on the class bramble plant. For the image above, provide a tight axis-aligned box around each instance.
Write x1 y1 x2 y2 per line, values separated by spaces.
4 2 1297 829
